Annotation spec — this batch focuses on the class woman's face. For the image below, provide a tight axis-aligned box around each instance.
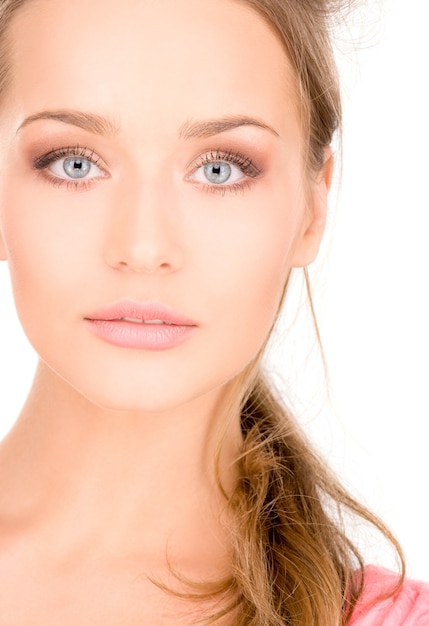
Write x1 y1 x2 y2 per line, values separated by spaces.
0 0 329 414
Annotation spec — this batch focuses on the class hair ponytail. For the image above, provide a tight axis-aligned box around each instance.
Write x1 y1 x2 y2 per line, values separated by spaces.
225 372 404 625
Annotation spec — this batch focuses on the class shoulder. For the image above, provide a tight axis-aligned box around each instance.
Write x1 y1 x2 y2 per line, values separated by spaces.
350 566 429 625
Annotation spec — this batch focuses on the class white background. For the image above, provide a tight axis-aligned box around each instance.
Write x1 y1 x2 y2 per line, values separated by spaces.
326 0 428 580
272 0 428 580
0 0 427 580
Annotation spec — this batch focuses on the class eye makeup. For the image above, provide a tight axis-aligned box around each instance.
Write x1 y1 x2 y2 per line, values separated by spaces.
32 144 108 190
187 148 263 195
30 141 264 195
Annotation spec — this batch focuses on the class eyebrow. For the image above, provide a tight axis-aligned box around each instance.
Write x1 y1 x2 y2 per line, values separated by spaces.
17 110 118 136
17 110 279 140
179 115 279 140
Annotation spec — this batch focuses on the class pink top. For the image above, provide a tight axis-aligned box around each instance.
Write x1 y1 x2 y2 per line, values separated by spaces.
350 566 429 625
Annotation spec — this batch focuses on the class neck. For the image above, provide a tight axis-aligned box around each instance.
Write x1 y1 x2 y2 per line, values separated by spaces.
0 360 243 577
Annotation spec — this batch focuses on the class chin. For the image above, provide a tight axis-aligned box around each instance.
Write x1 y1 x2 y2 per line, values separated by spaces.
55 368 225 420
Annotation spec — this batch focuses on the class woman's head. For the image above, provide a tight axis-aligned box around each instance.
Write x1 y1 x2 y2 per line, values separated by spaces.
0 0 335 414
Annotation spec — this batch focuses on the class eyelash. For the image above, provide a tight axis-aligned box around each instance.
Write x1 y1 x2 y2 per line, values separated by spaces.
33 145 106 190
32 145 262 194
189 149 262 195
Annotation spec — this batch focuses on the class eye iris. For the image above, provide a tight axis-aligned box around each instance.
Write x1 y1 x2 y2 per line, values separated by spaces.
63 157 91 179
204 162 231 184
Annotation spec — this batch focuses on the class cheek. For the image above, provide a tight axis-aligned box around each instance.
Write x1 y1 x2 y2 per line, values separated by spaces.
0 183 88 347
193 195 303 369
217 230 290 316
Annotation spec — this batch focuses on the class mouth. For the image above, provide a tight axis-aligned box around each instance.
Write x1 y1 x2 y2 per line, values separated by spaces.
84 300 197 350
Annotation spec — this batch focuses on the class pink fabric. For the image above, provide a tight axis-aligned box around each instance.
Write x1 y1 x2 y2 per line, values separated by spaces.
350 566 429 625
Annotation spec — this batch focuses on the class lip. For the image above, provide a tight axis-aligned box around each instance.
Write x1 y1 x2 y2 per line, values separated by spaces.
85 300 198 350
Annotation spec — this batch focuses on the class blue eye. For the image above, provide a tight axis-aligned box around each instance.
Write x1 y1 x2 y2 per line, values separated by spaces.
62 157 92 179
191 160 246 186
50 156 104 180
203 162 232 184
33 146 108 188
188 150 261 192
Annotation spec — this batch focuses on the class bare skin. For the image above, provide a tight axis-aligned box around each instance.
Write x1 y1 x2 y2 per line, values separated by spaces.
0 0 330 622
0 365 239 624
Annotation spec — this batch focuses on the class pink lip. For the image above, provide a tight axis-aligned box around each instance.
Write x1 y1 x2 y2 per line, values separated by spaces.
85 300 198 350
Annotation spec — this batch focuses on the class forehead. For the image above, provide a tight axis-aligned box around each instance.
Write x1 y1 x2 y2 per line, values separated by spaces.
5 0 300 139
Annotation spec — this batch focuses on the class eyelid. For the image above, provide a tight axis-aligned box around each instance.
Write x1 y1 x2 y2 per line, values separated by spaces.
31 144 262 193
186 148 263 195
188 149 262 179
34 145 107 169
33 145 109 189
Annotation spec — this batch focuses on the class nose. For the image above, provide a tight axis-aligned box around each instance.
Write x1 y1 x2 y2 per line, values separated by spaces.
103 180 184 274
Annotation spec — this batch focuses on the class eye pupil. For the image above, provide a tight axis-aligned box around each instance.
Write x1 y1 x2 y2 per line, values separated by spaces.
63 157 91 179
204 162 231 184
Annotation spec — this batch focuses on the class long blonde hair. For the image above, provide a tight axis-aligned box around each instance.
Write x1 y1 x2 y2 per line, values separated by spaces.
220 3 404 624
0 1 405 624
